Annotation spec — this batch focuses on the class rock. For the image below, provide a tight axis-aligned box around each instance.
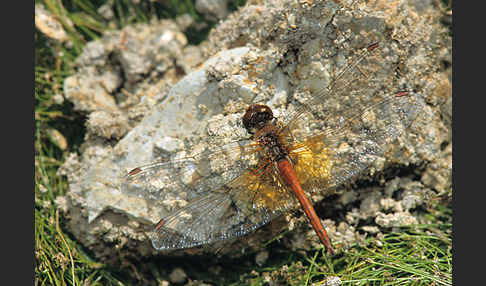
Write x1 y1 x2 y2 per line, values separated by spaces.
359 191 382 218
169 267 187 284
176 14 195 31
63 19 196 114
195 0 229 21
255 250 269 266
324 276 342 286
63 67 120 112
46 128 67 151
60 0 451 263
35 4 69 42
86 110 130 140
375 211 418 228
361 225 380 234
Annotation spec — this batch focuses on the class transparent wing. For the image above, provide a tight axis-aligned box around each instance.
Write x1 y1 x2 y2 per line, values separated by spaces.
280 43 424 195
285 92 422 196
121 140 298 250
150 162 297 250
121 139 259 204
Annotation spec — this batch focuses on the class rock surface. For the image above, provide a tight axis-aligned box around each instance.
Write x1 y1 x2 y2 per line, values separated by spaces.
58 0 451 263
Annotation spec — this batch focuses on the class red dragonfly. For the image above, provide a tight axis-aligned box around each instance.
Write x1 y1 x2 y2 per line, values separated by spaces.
122 42 421 254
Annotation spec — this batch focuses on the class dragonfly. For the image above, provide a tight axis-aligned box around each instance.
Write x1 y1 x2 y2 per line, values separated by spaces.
122 42 422 254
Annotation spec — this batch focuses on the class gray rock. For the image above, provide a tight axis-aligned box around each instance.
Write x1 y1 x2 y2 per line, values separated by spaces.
63 19 194 114
169 267 187 284
35 3 69 42
63 66 120 112
86 110 130 140
255 250 269 266
375 211 418 228
59 0 451 263
324 276 342 286
195 0 229 21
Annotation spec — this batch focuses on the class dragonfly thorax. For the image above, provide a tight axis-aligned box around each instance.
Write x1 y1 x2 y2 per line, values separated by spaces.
242 104 289 162
255 123 290 163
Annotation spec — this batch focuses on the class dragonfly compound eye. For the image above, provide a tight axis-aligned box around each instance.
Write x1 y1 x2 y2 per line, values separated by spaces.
242 104 274 134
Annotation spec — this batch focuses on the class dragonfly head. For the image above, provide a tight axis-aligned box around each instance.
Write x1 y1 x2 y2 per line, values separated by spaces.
242 104 274 135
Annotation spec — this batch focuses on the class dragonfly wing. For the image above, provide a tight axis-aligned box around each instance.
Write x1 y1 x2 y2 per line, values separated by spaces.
151 191 245 250
150 162 297 250
285 93 423 196
122 139 298 250
279 42 424 195
121 139 259 205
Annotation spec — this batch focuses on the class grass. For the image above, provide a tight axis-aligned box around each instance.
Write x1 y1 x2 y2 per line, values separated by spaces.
225 209 452 286
34 0 452 285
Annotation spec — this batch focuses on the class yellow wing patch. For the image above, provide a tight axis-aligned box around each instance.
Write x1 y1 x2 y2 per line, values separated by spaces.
230 162 296 212
289 137 334 194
